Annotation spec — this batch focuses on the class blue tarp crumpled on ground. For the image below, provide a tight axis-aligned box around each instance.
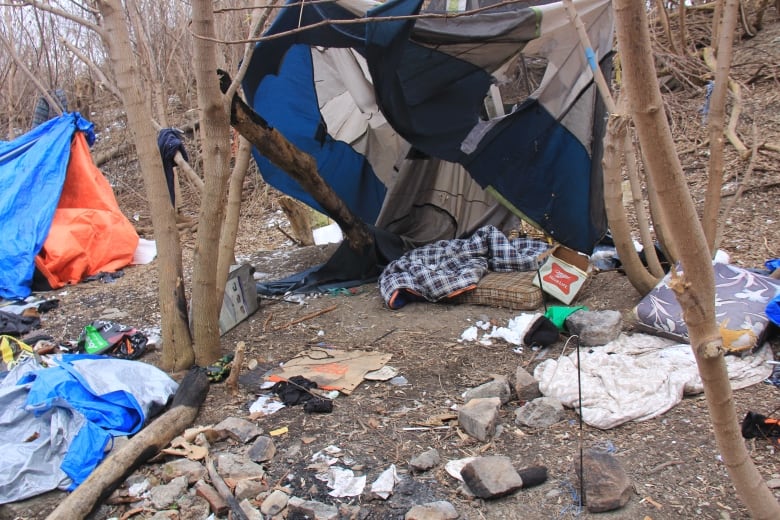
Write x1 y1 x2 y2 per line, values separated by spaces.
0 354 178 504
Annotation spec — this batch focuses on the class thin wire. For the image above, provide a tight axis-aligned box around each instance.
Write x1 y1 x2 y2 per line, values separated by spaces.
575 334 585 509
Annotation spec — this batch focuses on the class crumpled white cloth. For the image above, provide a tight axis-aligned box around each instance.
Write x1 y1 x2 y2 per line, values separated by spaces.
534 333 773 429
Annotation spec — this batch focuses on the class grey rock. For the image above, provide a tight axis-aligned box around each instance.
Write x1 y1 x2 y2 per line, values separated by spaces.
235 478 266 500
514 397 565 428
460 456 524 499
409 448 441 473
457 397 501 441
338 503 362 519
260 489 289 516
248 435 276 463
214 417 263 443
462 376 512 404
405 500 459 519
150 475 188 510
176 494 211 520
288 496 339 520
149 511 179 520
514 366 541 402
565 309 622 346
239 498 264 520
215 452 265 480
161 457 207 484
576 450 633 512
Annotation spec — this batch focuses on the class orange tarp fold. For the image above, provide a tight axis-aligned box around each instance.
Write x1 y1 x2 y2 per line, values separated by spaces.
34 132 139 289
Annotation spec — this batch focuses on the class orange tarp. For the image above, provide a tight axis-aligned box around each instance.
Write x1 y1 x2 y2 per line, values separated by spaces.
34 132 139 289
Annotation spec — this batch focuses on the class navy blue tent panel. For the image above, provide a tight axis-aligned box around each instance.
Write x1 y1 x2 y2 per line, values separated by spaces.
243 0 611 253
251 44 387 223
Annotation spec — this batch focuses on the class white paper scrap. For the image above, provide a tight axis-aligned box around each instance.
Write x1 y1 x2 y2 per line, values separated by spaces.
371 464 400 499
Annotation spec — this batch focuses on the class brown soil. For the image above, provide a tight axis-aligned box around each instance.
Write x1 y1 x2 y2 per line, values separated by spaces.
4 11 780 520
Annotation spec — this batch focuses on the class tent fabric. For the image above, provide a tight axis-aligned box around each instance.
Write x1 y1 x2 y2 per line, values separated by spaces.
0 113 138 299
34 131 139 289
243 0 612 254
0 355 178 503
0 114 93 299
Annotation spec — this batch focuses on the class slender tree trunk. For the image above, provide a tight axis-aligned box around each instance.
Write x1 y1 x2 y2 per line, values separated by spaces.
613 1 780 517
702 0 740 253
96 0 194 372
602 113 658 294
189 0 233 366
216 135 252 308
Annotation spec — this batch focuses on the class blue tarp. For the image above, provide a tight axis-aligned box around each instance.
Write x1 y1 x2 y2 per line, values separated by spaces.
0 113 94 299
0 355 177 503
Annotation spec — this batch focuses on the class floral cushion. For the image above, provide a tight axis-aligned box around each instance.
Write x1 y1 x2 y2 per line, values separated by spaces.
634 262 780 352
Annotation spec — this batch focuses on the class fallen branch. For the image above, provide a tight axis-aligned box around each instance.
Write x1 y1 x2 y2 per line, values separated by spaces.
271 304 338 331
205 457 249 520
218 69 373 251
45 368 210 520
702 47 749 159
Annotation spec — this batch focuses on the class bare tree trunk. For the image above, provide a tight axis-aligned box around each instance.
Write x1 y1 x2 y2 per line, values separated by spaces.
613 1 780 517
702 0 740 253
602 113 659 294
189 0 233 366
96 0 194 372
216 135 252 307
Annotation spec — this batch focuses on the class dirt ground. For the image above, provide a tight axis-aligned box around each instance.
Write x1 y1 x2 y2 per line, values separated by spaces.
5 11 780 520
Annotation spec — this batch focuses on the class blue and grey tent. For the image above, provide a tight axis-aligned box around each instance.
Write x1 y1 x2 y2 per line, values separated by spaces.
244 0 613 286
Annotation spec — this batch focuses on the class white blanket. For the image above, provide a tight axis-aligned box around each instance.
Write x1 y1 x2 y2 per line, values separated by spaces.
534 334 773 429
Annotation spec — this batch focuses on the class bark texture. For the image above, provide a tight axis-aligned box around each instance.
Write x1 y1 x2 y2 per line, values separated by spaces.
613 1 780 517
96 0 193 371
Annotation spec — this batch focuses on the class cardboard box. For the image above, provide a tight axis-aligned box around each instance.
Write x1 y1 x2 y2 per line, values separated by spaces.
219 264 259 335
532 245 592 304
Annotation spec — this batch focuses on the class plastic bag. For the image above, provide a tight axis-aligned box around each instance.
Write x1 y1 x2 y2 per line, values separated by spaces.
77 320 148 359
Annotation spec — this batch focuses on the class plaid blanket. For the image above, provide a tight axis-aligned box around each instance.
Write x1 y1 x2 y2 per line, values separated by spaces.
379 226 551 309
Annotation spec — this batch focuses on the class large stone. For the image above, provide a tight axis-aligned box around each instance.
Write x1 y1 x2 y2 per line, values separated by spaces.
161 457 207 484
409 448 441 473
565 310 622 347
176 493 211 520
577 450 633 512
215 452 265 480
462 376 512 404
235 478 266 500
239 498 264 520
287 496 339 520
405 500 459 520
149 475 188 510
514 397 565 428
248 435 276 463
514 366 541 402
457 397 501 441
260 489 289 516
460 456 524 499
214 417 263 443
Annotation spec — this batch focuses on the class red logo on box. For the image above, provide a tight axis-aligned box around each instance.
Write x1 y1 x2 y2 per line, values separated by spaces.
542 262 579 295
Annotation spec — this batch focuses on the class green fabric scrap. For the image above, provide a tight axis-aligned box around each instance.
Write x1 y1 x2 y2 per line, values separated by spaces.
545 305 587 331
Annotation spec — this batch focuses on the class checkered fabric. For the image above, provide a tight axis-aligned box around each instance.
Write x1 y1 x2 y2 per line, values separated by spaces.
379 225 551 309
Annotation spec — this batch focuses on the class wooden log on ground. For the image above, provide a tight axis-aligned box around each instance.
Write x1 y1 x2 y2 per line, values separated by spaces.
217 69 373 252
46 368 209 520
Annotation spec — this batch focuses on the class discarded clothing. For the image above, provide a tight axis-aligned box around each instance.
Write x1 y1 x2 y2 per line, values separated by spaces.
157 128 188 206
379 226 550 309
77 320 148 359
273 375 319 406
741 411 780 446
535 333 773 429
0 309 40 336
0 355 177 504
